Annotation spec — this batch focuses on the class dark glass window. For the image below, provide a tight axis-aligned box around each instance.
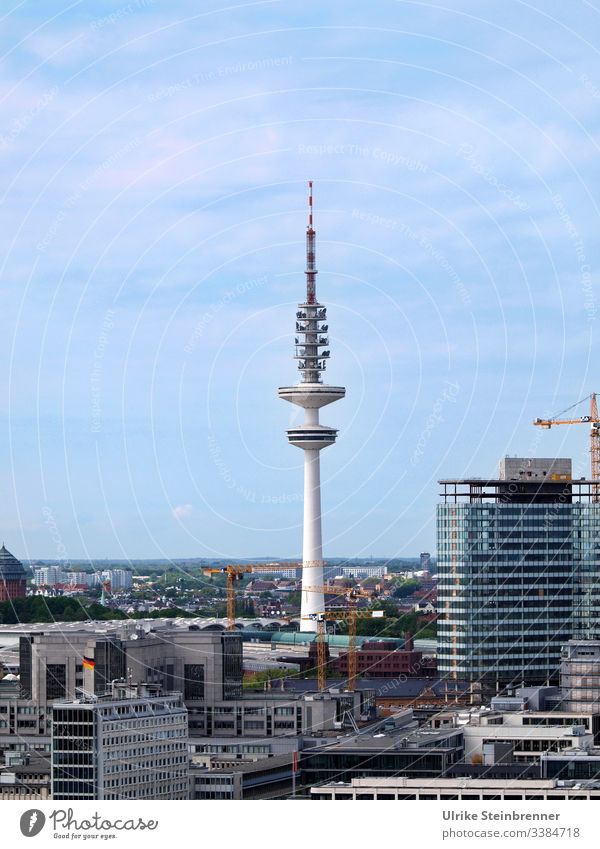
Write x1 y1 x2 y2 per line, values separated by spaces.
93 639 126 695
46 664 66 700
19 637 32 699
222 634 243 699
184 664 205 700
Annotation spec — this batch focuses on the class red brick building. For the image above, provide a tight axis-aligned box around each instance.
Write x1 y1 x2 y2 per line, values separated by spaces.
334 639 436 678
0 545 26 602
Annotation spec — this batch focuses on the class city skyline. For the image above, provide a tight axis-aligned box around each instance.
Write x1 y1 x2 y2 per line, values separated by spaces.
1 3 599 561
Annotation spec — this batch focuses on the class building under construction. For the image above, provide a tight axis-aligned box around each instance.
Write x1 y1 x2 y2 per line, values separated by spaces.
437 457 600 688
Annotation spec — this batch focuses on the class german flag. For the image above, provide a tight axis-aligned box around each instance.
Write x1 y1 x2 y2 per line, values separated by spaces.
82 656 95 670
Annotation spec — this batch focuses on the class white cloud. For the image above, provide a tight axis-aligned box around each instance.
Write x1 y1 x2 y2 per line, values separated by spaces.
171 503 193 519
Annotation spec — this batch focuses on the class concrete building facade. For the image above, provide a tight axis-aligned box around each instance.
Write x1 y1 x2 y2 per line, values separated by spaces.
561 639 600 713
52 682 188 800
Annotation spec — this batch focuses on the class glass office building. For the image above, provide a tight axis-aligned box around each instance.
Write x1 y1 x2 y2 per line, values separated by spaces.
437 459 600 687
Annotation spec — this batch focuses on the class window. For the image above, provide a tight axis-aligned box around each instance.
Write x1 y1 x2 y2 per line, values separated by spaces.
46 664 67 700
183 665 205 701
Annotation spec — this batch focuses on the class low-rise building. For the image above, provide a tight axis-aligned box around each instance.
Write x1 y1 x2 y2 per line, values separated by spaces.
310 776 600 800
0 751 51 800
429 707 598 764
334 639 436 679
189 753 294 799
301 719 464 788
561 640 600 713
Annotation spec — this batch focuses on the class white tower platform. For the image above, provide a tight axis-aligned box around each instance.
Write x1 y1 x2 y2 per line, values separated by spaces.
278 183 345 632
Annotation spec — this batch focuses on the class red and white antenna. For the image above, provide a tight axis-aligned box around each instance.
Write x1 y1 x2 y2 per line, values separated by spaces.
305 180 317 304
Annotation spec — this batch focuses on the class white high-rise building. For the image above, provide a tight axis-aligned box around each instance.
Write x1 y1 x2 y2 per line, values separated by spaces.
93 569 133 590
278 183 345 632
104 569 133 590
66 571 94 587
33 566 66 586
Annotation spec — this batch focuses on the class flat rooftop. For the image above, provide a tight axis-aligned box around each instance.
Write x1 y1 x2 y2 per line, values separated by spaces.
439 478 600 503
311 724 463 753
331 776 600 789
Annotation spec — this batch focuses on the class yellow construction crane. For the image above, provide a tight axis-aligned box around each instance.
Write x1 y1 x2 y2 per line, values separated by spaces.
533 393 600 500
305 585 375 692
201 563 300 630
310 606 384 692
202 567 379 691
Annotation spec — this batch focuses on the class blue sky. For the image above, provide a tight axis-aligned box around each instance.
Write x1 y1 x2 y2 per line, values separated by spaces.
2 0 600 561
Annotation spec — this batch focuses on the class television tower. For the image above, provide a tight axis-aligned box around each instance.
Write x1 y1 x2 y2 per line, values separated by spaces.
279 182 345 632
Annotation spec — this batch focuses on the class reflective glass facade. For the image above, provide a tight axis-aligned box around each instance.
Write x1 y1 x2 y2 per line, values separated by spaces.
437 500 600 685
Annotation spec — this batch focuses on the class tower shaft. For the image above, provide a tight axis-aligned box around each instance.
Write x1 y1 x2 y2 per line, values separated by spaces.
301 449 324 619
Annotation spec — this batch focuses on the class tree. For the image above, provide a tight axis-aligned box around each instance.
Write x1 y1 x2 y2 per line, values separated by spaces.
371 599 399 617
392 579 421 599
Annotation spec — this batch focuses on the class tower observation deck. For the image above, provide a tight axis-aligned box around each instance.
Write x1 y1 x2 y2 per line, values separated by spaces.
278 182 345 632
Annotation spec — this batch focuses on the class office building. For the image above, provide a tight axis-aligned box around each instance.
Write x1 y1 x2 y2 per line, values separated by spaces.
18 632 125 706
189 753 294 799
122 629 242 710
301 720 465 788
561 640 600 713
52 682 188 800
541 749 600 781
437 458 600 686
429 706 596 764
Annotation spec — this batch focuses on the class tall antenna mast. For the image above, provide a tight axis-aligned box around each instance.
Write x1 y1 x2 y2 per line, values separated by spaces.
305 180 317 305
